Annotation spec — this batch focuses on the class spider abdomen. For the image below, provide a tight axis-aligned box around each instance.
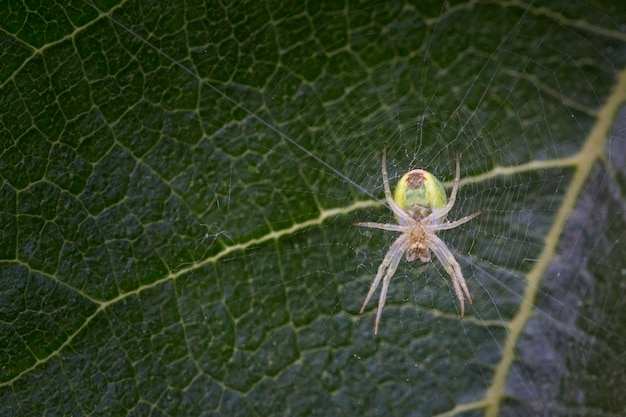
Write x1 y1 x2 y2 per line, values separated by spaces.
394 169 447 218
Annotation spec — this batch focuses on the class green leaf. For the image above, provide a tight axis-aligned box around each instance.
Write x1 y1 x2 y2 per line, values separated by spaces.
1 1 626 416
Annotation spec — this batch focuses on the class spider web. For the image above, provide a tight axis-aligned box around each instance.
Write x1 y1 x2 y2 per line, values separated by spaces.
1 1 625 416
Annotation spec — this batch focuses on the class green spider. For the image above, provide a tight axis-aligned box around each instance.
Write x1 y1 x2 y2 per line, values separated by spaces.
355 146 482 334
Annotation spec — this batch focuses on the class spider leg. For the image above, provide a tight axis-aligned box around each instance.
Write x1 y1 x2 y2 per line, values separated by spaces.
359 234 409 333
447 152 461 209
353 222 407 232
381 145 413 224
374 244 405 335
431 210 483 231
426 234 473 317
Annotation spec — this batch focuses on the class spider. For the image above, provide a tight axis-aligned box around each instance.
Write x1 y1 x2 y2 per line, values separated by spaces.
355 146 482 334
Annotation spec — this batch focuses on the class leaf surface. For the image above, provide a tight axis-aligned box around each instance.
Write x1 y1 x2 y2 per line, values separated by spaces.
1 1 625 416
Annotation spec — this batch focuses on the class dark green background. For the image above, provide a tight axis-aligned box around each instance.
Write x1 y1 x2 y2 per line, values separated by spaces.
1 1 625 416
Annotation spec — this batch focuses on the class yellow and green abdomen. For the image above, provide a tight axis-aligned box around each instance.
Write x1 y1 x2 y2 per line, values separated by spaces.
393 169 447 222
